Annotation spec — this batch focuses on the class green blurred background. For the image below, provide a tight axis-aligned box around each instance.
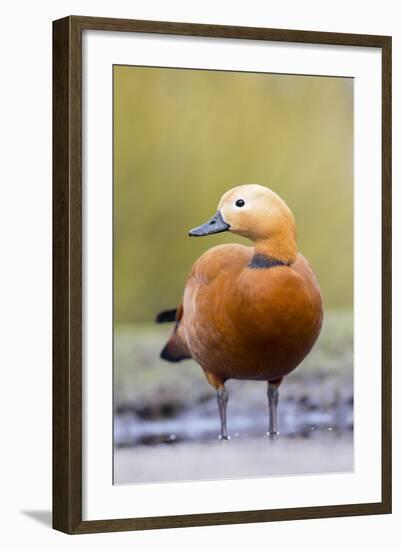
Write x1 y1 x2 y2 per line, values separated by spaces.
114 66 353 325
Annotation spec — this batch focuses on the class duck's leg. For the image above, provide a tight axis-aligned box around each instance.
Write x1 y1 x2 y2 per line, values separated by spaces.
267 379 282 437
217 386 229 440
205 371 229 440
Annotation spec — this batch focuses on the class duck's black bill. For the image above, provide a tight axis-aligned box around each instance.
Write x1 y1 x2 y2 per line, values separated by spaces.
188 210 230 237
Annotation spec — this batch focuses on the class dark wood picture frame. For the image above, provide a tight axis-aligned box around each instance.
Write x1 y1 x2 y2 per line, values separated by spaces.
53 15 392 534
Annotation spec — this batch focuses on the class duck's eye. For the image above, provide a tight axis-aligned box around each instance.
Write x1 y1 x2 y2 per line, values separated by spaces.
235 199 245 207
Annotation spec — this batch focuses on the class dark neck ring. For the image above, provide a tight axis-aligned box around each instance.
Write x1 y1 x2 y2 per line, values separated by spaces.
248 253 290 269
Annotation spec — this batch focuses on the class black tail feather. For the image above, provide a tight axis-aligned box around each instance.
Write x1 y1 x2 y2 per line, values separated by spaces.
160 343 184 362
155 308 177 324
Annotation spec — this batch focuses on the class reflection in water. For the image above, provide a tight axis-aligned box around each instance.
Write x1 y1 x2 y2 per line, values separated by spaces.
114 392 353 447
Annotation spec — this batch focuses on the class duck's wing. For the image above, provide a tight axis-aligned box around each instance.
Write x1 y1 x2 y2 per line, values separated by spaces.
158 244 252 363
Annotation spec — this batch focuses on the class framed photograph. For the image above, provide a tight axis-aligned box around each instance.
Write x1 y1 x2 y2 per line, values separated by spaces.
53 16 392 534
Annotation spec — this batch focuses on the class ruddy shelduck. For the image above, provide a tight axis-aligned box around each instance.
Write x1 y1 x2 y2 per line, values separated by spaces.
157 184 323 439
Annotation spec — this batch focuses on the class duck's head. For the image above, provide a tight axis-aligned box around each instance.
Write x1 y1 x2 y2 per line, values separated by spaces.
189 184 297 264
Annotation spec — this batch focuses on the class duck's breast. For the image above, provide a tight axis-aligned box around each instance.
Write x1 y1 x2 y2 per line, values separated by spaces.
234 255 323 377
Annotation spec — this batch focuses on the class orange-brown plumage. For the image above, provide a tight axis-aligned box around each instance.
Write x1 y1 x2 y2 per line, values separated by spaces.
158 184 323 438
